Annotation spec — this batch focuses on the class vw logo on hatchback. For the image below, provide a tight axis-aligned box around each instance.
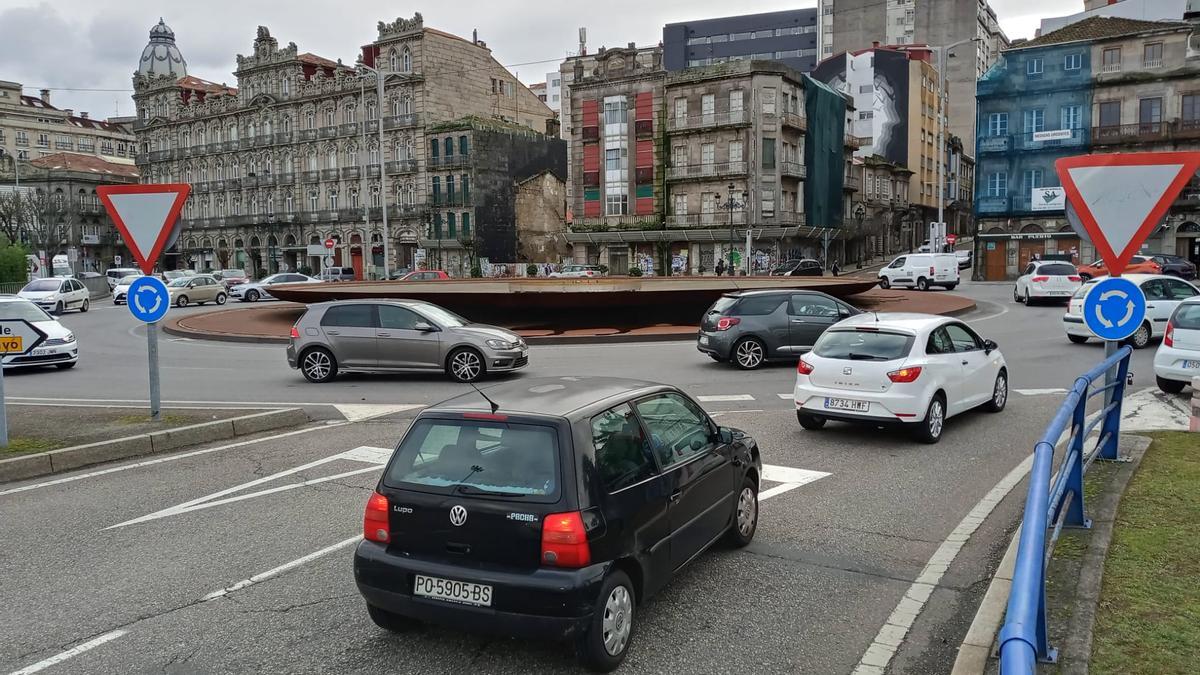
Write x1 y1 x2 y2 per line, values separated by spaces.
449 505 468 527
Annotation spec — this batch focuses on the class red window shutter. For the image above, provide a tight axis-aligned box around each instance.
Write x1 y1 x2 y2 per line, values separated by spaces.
584 200 601 217
635 197 655 215
635 92 652 121
582 100 599 128
635 139 654 169
584 171 600 187
582 144 600 172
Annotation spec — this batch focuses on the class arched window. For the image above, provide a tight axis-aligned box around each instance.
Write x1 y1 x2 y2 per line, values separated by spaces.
324 108 335 126
248 122 256 138
308 190 319 211
347 144 358 167
401 96 412 115
307 150 318 171
370 185 381 207
284 192 294 212
199 162 208 181
388 49 399 72
328 190 339 210
196 128 206 146
402 47 412 73
281 116 292 133
394 140 406 161
229 124 238 141
181 129 190 147
368 144 380 164
264 119 272 136
367 99 377 120
344 103 356 124
326 147 338 170
215 160 224 180
459 135 469 156
231 159 240 177
349 189 360 209
305 110 315 129
282 77 291 96
391 98 401 117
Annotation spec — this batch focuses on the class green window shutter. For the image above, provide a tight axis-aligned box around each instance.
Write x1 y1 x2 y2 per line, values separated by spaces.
635 184 654 199
584 188 601 201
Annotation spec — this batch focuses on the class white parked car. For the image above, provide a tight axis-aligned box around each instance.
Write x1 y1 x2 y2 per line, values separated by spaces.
549 264 603 279
793 313 1007 443
1063 274 1200 348
17 277 90 314
0 298 78 370
230 273 322 302
1014 261 1082 305
111 274 145 305
1154 297 1200 393
878 253 960 291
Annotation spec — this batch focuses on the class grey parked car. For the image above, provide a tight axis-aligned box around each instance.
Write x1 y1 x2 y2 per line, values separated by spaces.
697 290 860 369
287 299 529 383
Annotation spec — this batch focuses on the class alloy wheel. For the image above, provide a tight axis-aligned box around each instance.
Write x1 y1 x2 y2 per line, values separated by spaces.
303 351 331 381
735 340 764 369
736 487 757 537
928 399 944 439
994 374 1008 409
451 350 482 381
601 586 633 657
1131 323 1151 349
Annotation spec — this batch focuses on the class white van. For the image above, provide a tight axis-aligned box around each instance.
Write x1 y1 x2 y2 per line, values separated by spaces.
878 253 960 291
105 267 142 290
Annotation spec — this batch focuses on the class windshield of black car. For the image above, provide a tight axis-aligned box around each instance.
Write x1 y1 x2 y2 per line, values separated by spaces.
22 280 62 292
0 301 52 322
814 329 914 361
384 419 560 500
414 304 468 327
1037 263 1076 276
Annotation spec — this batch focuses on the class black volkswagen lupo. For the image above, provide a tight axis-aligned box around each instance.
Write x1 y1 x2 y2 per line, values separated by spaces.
354 376 762 671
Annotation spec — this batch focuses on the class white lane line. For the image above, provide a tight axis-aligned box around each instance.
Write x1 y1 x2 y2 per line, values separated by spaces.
963 300 1010 323
778 393 793 400
1015 388 1068 396
7 630 127 675
695 394 756 402
203 536 360 602
105 446 392 529
851 453 1035 675
0 412 406 499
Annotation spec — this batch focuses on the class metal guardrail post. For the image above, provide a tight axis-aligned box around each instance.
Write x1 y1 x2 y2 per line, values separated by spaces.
1097 353 1130 461
1060 383 1091 529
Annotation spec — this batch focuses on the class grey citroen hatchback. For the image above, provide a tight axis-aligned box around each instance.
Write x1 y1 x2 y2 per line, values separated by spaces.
287 299 528 383
697 290 860 369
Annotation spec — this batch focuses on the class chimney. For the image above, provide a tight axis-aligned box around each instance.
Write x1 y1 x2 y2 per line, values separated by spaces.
627 42 635 49
80 112 89 119
473 29 478 44
872 41 880 48
39 88 50 104
65 109 74 117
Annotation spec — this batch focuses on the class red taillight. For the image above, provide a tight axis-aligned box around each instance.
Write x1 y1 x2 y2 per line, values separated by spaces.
364 492 390 543
290 325 300 339
1031 276 1049 283
1150 263 1162 272
887 366 923 383
541 511 591 568
1165 322 1175 347
716 316 741 331
797 357 814 375
1068 276 1082 282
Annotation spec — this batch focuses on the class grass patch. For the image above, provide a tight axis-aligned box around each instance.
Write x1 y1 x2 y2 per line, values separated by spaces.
1091 432 1200 675
0 437 64 455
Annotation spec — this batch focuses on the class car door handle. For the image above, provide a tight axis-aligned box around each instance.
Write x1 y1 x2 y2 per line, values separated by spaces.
669 490 682 503
377 332 391 337
962 360 969 365
325 330 340 335
1146 304 1155 309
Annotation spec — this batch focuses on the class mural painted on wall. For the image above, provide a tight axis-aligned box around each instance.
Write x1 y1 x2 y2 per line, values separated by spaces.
812 48 909 167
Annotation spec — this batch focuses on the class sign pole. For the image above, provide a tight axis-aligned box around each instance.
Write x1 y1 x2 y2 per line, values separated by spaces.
147 320 161 421
0 359 8 447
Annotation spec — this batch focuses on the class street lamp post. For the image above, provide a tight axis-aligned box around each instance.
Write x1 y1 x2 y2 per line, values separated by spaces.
853 202 866 268
356 59 391 279
716 183 748 276
935 37 981 251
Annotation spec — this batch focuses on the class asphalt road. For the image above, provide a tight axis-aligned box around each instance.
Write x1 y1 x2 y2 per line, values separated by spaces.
0 280 1177 674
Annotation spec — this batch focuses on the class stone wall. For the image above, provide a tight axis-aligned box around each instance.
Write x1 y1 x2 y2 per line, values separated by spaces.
515 171 568 263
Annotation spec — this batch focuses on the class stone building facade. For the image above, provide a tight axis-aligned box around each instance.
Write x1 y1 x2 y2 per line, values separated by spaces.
0 81 134 169
131 15 553 277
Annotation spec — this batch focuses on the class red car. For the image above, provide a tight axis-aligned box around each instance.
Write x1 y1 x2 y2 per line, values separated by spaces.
1076 256 1161 280
396 270 450 281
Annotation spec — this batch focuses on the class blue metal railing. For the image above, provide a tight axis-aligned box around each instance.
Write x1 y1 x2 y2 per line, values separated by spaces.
998 345 1132 672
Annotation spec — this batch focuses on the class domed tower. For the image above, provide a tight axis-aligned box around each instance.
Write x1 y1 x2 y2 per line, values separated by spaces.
137 18 187 79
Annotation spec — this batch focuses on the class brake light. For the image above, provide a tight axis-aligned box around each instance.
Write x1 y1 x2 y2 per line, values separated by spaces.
463 412 508 421
797 357 814 375
290 325 300 339
541 511 591 567
364 492 390 543
716 316 741 331
1031 276 1049 283
1165 321 1174 347
1068 276 1082 282
887 366 923 383
1149 263 1161 272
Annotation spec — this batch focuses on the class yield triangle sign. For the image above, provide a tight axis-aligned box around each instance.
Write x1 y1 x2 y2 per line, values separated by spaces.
1056 152 1200 275
97 184 191 275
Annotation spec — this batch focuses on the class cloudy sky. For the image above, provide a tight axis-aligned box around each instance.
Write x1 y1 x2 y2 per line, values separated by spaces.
0 0 1077 119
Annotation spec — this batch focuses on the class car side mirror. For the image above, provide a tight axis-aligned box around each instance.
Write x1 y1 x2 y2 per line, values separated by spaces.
717 427 734 445
414 322 437 332
838 307 853 318
984 339 998 353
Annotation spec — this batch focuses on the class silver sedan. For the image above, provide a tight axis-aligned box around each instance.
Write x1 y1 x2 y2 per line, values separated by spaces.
286 299 528 383
230 273 322 302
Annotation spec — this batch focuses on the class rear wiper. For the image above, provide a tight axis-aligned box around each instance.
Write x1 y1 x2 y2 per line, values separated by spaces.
454 485 525 497
847 352 883 361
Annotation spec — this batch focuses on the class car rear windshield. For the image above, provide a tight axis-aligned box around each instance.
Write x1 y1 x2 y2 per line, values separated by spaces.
384 418 561 501
1173 304 1200 330
813 329 914 361
1038 264 1076 276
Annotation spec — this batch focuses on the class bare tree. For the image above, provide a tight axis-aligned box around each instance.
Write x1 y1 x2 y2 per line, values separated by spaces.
24 191 74 262
0 188 37 244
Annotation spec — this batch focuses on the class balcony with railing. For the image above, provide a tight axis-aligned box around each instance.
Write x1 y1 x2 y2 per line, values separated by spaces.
321 168 341 181
385 159 418 174
665 212 746 228
781 161 807 179
300 170 321 183
666 161 748 181
298 129 318 142
428 154 471 169
1092 122 1168 145
428 194 472 208
845 135 868 149
339 123 360 137
342 166 361 180
382 114 420 130
781 112 807 132
276 173 295 185
1143 58 1163 69
319 126 338 139
389 204 427 219
843 174 860 191
274 132 293 145
1100 61 1122 74
976 195 1010 214
665 110 751 133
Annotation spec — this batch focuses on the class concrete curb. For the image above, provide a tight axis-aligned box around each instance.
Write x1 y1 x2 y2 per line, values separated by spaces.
0 408 309 484
949 434 1153 675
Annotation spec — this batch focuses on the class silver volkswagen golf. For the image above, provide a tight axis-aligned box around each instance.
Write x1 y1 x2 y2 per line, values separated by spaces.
287 300 528 383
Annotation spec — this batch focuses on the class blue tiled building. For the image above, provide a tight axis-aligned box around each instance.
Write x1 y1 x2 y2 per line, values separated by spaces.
974 39 1092 279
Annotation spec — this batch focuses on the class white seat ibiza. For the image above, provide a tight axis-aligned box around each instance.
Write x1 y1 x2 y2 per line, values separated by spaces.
793 313 1008 443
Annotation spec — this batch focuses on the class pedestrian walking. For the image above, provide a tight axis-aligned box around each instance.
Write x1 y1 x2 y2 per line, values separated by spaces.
832 259 841 277
715 258 726 277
